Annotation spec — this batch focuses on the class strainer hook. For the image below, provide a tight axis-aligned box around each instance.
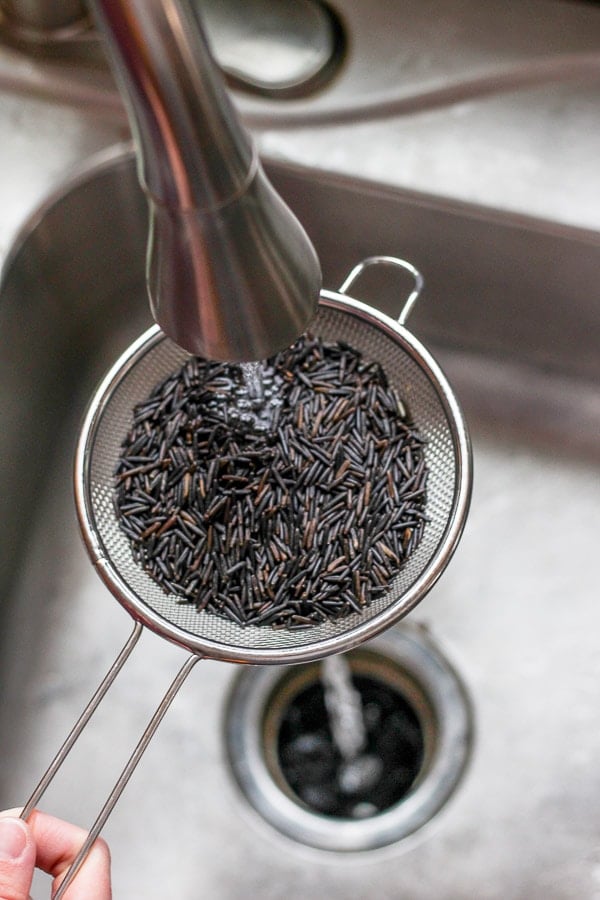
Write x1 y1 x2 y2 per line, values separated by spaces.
338 256 424 326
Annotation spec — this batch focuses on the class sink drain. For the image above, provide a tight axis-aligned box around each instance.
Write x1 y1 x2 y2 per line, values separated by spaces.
224 625 473 851
277 667 425 819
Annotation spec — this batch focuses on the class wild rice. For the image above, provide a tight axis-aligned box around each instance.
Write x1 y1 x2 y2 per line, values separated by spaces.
113 334 428 629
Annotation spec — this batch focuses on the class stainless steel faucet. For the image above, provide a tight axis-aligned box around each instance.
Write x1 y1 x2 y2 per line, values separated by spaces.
87 0 321 362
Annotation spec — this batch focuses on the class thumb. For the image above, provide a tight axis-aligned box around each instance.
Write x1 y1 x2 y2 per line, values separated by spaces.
0 817 35 900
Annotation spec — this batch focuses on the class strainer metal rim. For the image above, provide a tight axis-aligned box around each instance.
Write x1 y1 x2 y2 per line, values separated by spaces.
74 290 472 664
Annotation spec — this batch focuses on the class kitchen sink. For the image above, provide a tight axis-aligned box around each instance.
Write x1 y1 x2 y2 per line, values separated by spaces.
1 144 599 899
2 0 600 894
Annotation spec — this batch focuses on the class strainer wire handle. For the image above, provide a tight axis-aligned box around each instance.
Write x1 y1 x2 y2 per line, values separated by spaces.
53 652 201 899
338 256 424 326
20 622 144 822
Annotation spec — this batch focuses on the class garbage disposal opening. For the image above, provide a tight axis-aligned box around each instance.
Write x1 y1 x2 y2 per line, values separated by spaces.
224 626 473 852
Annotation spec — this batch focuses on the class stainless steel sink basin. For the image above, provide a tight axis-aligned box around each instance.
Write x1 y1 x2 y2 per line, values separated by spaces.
1 145 599 899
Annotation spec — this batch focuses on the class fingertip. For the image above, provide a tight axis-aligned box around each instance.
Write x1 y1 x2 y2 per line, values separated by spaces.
0 817 35 900
0 817 30 862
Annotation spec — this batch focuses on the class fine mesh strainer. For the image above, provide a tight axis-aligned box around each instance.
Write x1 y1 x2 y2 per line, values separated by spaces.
22 257 471 896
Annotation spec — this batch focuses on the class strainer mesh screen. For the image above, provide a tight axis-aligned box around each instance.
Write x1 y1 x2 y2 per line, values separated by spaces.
86 302 458 653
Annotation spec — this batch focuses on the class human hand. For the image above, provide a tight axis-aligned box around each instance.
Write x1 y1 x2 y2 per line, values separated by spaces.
0 809 111 900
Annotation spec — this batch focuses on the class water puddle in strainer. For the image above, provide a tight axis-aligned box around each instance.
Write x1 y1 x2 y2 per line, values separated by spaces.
225 361 284 432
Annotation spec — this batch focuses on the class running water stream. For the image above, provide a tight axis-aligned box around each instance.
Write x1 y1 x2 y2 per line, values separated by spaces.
321 655 383 796
231 361 282 431
321 654 367 760
240 361 264 400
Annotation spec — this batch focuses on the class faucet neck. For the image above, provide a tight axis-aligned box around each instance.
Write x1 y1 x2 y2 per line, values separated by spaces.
90 0 254 211
87 0 321 362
